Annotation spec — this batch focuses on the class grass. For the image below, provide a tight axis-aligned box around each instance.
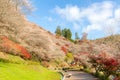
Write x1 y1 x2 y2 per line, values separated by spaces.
0 54 61 80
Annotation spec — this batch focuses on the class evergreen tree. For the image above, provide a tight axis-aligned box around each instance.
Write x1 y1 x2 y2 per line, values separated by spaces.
67 29 72 40
75 32 80 40
62 28 72 40
55 26 62 36
62 28 67 38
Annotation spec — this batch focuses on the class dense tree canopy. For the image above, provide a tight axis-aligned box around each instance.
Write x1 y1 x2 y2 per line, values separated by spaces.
55 26 73 40
62 28 72 40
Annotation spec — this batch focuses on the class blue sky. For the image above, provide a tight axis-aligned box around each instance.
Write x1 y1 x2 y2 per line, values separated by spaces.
27 0 120 39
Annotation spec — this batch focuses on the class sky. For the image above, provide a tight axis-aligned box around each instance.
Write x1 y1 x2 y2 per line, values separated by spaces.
27 0 120 39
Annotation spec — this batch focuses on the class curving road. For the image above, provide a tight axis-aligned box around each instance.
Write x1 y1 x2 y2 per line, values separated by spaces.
64 71 99 80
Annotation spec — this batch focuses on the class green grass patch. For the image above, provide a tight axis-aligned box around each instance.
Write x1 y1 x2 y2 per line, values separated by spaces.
0 54 61 80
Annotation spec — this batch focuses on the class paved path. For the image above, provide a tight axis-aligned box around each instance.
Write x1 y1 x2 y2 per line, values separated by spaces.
64 71 99 80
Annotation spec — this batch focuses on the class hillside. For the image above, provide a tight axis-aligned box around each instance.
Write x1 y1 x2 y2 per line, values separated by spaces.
1 0 120 80
0 53 60 80
0 12 86 62
1 17 120 67
0 20 71 60
93 35 120 54
0 9 120 66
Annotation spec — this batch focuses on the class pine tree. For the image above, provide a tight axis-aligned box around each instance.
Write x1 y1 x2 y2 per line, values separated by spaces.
67 29 72 40
62 28 72 40
75 32 80 40
55 26 62 36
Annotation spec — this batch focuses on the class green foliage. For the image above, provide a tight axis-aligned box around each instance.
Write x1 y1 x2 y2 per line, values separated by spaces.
83 68 91 73
94 72 109 80
55 26 62 36
66 53 74 59
62 28 72 40
55 26 74 42
65 53 74 64
0 58 9 63
75 32 80 40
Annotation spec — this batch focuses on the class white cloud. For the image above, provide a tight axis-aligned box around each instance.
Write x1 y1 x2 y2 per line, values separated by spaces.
55 5 81 21
115 9 120 18
81 1 113 24
83 24 102 33
54 1 120 35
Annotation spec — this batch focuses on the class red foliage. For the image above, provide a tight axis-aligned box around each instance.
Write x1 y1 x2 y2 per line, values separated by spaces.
89 52 120 78
103 58 119 67
0 36 31 59
61 46 68 54
15 44 31 59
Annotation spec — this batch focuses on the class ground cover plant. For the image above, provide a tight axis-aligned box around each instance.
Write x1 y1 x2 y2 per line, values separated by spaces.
0 53 61 80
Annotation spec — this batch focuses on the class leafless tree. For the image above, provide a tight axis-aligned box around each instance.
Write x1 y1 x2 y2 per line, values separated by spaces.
12 0 34 14
0 0 33 21
81 32 88 40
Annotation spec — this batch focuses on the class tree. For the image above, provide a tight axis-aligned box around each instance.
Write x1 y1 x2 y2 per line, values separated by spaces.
75 32 80 40
67 29 72 40
89 53 120 80
13 0 34 14
62 28 67 38
62 28 72 40
0 0 33 21
55 26 62 36
81 32 88 40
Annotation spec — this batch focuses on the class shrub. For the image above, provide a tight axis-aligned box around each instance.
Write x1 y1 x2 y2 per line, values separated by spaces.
65 53 74 64
61 46 68 54
74 52 90 68
0 35 31 59
89 52 120 79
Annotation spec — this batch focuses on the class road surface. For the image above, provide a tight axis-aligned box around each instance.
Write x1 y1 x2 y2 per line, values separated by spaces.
64 71 99 80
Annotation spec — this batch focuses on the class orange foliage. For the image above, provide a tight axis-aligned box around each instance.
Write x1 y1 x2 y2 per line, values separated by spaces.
61 46 68 54
0 35 31 59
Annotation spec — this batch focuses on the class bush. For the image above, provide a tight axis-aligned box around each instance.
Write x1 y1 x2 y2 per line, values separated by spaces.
61 46 68 54
65 53 74 64
89 52 120 79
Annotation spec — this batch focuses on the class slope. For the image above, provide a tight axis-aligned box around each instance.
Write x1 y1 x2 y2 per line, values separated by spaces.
93 34 120 54
0 53 61 80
